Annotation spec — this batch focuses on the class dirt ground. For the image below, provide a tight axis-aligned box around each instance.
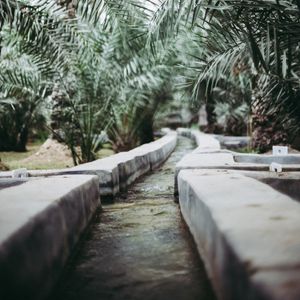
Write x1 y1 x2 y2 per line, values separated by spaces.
1 139 74 170
0 161 9 171
23 139 74 168
1 139 115 170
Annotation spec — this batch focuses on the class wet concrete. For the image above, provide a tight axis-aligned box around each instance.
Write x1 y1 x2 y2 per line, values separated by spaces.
49 137 216 300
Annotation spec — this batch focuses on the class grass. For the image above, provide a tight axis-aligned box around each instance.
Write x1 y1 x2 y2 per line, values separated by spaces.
0 141 43 170
6 160 71 171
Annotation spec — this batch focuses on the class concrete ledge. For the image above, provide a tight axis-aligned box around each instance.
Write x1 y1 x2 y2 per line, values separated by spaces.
134 132 177 170
177 128 221 151
191 130 221 151
69 132 177 195
178 169 300 300
69 158 120 197
0 132 177 199
177 128 251 150
174 149 300 196
176 128 192 138
214 135 251 149
0 175 100 300
64 131 177 197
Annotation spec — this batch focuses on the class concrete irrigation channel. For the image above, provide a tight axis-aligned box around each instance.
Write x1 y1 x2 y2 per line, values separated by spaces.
49 136 216 300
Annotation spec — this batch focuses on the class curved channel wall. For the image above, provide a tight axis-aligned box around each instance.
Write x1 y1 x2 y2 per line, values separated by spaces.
0 131 177 300
175 129 300 195
0 175 100 300
174 129 221 197
0 131 177 199
176 128 300 300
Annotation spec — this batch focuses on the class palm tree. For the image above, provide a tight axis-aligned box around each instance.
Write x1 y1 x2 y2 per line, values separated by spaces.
0 0 76 151
142 0 300 151
0 0 180 162
4 0 299 160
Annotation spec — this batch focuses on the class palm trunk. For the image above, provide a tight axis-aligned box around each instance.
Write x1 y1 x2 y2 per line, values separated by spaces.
205 91 217 133
251 77 288 153
139 113 154 144
15 125 29 152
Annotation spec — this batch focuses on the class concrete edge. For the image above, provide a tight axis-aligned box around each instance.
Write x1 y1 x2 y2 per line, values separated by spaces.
0 175 100 300
0 132 178 199
178 169 300 300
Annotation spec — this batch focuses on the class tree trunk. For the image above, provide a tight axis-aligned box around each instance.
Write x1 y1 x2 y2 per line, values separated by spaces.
16 126 29 152
139 113 154 144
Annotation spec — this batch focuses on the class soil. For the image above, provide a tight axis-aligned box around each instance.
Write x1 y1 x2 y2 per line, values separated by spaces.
0 161 9 171
6 139 74 170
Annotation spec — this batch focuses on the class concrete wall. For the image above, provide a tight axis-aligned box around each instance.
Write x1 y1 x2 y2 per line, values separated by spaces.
68 131 177 197
178 169 300 300
0 175 100 300
176 129 300 300
177 128 221 151
0 131 178 199
177 128 251 150
175 129 300 196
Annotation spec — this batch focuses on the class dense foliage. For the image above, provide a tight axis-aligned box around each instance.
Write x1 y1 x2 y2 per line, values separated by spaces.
143 0 300 151
0 0 180 163
1 0 300 161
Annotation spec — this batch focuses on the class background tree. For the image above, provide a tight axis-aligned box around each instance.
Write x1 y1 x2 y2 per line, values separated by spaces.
143 0 300 151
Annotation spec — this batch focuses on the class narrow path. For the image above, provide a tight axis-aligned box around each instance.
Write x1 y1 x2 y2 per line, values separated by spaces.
50 136 216 300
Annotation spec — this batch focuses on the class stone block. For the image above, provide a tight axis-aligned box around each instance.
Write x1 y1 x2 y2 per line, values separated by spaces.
191 130 221 150
0 175 100 300
214 135 251 149
175 149 300 196
178 169 300 300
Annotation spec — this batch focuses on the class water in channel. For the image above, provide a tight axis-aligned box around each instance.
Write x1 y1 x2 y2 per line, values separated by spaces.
49 136 216 300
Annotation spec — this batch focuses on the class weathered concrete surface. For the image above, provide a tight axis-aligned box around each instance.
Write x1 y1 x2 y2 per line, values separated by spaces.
49 137 216 300
177 128 221 151
136 132 177 170
70 157 120 197
234 153 300 164
0 132 177 199
0 175 100 300
177 128 250 150
214 135 251 149
191 169 300 203
175 149 300 196
178 169 300 300
175 151 300 173
191 130 221 151
0 178 27 190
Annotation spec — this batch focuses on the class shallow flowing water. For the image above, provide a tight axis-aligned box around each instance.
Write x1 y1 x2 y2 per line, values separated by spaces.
50 136 216 300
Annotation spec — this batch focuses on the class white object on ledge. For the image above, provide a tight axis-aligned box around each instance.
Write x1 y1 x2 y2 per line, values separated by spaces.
12 168 28 178
269 162 282 173
272 146 288 155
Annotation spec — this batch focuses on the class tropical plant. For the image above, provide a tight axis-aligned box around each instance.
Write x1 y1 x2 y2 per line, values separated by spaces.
3 0 299 162
0 0 76 151
142 0 300 151
0 44 52 151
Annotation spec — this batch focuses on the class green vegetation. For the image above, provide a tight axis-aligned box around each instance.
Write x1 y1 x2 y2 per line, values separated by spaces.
144 0 300 152
1 0 300 167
